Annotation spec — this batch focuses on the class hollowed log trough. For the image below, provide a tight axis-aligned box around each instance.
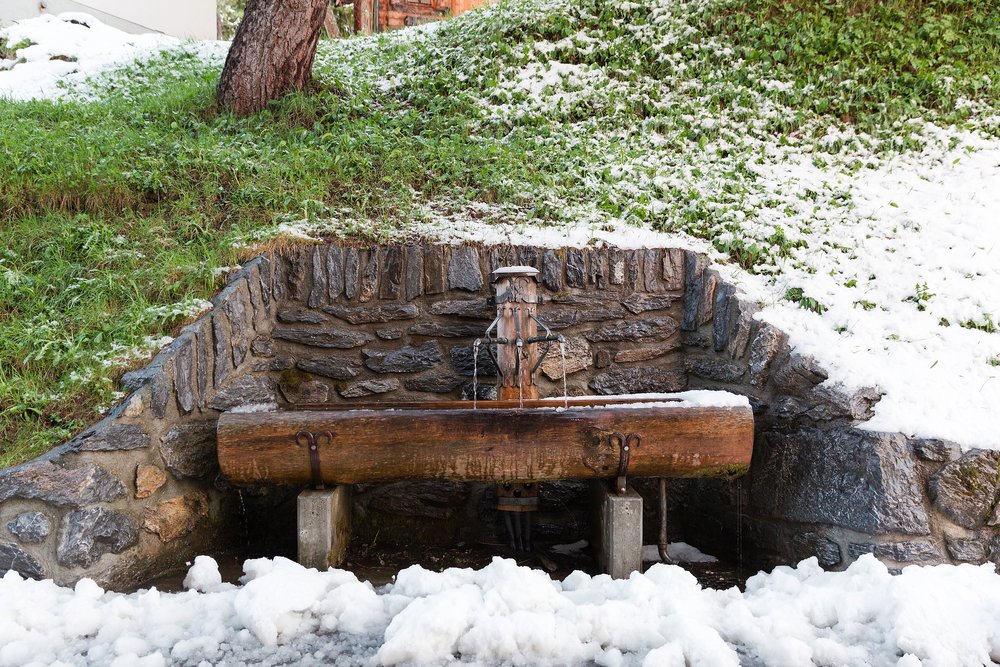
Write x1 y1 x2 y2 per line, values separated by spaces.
217 395 754 487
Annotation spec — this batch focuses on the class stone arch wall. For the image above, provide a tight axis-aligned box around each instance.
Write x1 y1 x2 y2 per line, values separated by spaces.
1 243 997 586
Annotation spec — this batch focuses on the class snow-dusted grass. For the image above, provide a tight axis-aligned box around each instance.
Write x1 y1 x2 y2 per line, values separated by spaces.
2 554 1000 666
0 0 998 463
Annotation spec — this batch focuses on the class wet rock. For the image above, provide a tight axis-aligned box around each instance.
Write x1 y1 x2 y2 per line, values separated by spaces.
622 294 673 315
150 365 171 419
273 327 373 349
368 481 469 519
450 345 498 376
541 250 563 291
340 378 401 398
748 323 783 387
681 252 708 331
160 422 217 479
848 543 875 560
280 380 329 404
946 537 987 562
277 308 328 324
208 375 275 411
6 512 50 544
143 492 210 542
364 342 444 374
448 246 483 292
404 374 465 393
404 245 423 301
614 346 674 364
323 304 418 324
584 316 679 343
685 357 746 383
875 540 941 562
58 508 138 568
929 450 1000 529
460 382 497 401
712 283 736 352
539 337 590 381
0 543 44 579
359 250 379 302
75 423 149 452
135 464 167 499
380 246 403 299
296 358 360 380
424 246 445 294
430 300 492 319
407 322 486 338
0 462 124 507
589 367 685 395
751 429 930 535
791 532 841 568
911 438 961 462
566 249 586 288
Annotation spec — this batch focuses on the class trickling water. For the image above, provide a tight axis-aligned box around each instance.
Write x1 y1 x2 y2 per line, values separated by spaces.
559 339 568 409
736 477 744 581
237 489 250 549
472 338 480 410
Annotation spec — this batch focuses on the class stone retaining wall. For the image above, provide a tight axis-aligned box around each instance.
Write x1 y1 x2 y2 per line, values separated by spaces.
1 243 998 585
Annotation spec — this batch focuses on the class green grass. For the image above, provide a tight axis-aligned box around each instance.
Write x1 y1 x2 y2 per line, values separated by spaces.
1 0 997 466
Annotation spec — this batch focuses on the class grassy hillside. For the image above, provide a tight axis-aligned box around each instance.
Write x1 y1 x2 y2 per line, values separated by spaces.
1 0 997 466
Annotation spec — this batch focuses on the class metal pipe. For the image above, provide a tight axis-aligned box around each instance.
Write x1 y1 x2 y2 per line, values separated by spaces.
658 478 674 564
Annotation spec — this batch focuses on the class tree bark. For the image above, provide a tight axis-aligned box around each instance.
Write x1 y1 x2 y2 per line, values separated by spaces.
218 0 329 117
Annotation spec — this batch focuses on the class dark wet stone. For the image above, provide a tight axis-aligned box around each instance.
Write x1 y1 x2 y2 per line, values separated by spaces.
57 508 138 569
150 366 171 419
681 252 707 331
339 378 401 398
368 481 469 519
323 304 418 324
273 328 373 349
364 342 444 374
254 357 294 372
848 543 875 559
451 345 498 376
160 421 218 478
174 336 196 414
448 246 484 292
0 462 125 507
566 249 586 288
460 382 498 401
541 250 563 291
308 246 327 308
749 323 783 387
712 283 736 352
359 250 379 302
874 540 940 563
277 308 328 324
327 246 344 300
212 311 232 386
7 512 51 544
404 245 423 301
380 246 403 299
946 537 987 562
751 429 931 536
222 282 252 367
727 300 757 360
424 246 445 294
208 375 275 411
0 543 44 579
296 358 360 380
584 316 679 342
929 450 1000 529
685 357 746 383
195 321 210 400
76 423 150 452
642 249 660 291
698 271 718 327
408 322 487 337
344 248 360 300
429 300 492 319
622 294 673 315
518 246 540 269
404 374 465 393
791 532 841 568
589 367 685 395
911 438 961 462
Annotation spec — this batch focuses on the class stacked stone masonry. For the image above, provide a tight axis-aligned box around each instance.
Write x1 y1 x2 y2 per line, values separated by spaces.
1 244 998 585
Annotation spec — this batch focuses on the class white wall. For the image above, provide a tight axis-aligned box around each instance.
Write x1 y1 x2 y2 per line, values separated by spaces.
1 0 219 40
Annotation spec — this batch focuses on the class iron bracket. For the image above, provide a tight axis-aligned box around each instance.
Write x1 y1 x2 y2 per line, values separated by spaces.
610 432 641 496
296 430 332 490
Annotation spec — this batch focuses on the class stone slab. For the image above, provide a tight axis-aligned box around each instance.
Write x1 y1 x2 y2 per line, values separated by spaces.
298 486 352 570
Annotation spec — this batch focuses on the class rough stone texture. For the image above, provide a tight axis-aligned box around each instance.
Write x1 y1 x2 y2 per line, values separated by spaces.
749 323 783 387
544 305 626 330
642 249 660 292
594 349 612 369
251 335 274 357
344 248 360 300
407 322 486 338
874 540 941 563
195 322 211 401
0 543 44 579
589 367 686 395
208 375 275 411
911 438 961 463
588 250 607 288
280 380 329 404
791 532 841 568
661 248 684 290
273 327 373 349
566 249 586 288
376 328 402 340
380 246 403 300
450 345 498 376
364 342 444 373
174 336 196 414
727 299 757 359
309 246 327 308
404 374 464 393
584 317 679 343
160 422 218 479
429 300 493 319
697 270 718 327
712 284 736 353
681 252 708 331
296 358 360 380
277 308 328 324
135 464 167 499
324 304 418 324
327 246 344 301
75 423 149 452
929 450 1000 529
614 347 673 364
359 250 379 302
448 246 483 292
622 294 673 315
6 512 51 544
541 250 563 291
286 251 310 302
143 492 210 542
424 246 445 294
848 543 875 560
626 251 640 290
685 357 746 383
58 508 138 568
539 337 590 380
771 353 828 397
254 357 294 372
366 481 469 519
946 537 987 562
0 462 124 507
212 311 233 386
222 282 253 367
609 250 625 286
404 245 423 301
339 378 401 398
750 429 930 535
150 364 172 419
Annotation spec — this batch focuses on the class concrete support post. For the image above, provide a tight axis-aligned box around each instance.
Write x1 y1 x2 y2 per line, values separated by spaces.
297 486 352 570
593 482 643 578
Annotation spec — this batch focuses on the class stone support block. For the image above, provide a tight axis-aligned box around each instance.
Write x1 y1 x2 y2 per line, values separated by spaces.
298 486 352 570
593 483 642 579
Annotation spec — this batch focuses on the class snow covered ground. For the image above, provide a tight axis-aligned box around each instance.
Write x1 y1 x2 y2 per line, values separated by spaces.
2 554 1000 666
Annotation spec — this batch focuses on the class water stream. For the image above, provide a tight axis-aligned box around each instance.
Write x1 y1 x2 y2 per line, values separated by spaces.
472 338 480 410
559 339 568 408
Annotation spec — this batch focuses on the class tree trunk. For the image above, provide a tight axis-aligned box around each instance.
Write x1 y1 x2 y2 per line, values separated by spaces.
218 0 328 117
